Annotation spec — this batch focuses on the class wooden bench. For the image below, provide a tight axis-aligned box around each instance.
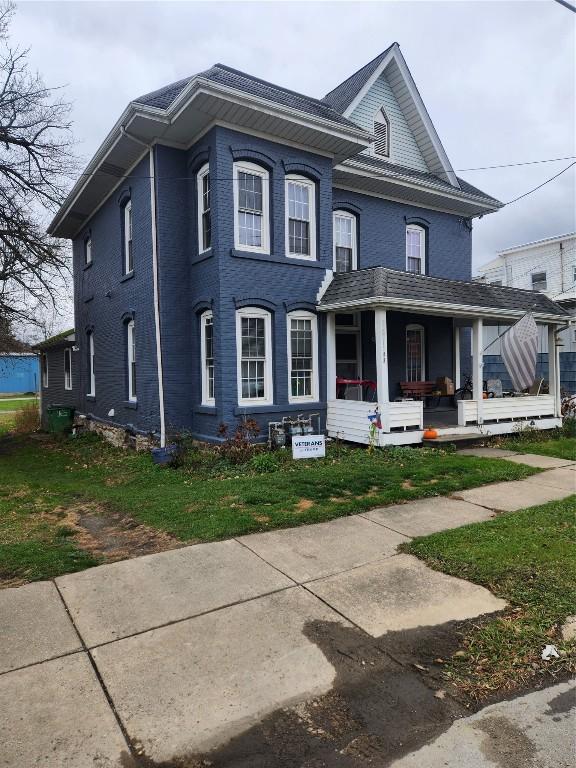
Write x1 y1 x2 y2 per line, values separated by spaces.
399 381 437 400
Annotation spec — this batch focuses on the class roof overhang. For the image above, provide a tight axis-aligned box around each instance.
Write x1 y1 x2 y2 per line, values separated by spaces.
317 295 569 324
50 80 372 239
334 159 502 218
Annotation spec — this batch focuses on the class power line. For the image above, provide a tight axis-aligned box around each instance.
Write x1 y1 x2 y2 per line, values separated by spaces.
504 162 576 205
455 156 576 172
553 0 576 12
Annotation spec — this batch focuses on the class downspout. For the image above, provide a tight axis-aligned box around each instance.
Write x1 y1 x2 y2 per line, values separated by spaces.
120 128 166 447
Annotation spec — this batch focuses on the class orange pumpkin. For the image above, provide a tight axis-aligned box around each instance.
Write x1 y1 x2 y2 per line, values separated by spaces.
423 428 438 439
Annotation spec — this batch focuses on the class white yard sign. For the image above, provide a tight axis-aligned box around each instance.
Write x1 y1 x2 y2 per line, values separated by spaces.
292 434 326 460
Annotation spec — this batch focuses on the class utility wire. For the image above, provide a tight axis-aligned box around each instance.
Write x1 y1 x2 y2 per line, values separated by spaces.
453 156 576 172
504 162 576 205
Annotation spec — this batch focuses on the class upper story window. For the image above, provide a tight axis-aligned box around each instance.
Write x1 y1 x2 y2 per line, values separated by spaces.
374 108 390 158
87 331 95 396
531 272 547 291
123 199 133 274
233 162 269 253
287 311 318 402
201 311 215 405
236 307 273 405
285 175 316 260
197 164 211 253
333 210 357 272
41 352 48 388
127 320 136 402
84 235 92 266
406 225 425 274
64 348 72 390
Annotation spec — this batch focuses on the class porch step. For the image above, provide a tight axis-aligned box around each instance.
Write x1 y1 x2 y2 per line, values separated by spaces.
422 432 485 448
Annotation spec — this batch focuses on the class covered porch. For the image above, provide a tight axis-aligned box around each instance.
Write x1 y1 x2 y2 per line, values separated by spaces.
318 268 569 446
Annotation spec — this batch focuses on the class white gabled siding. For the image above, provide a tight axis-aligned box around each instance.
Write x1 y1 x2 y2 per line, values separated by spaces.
350 72 429 172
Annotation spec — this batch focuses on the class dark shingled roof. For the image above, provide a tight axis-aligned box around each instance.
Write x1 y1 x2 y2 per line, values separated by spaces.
135 64 363 131
323 45 396 114
341 153 502 205
318 268 568 317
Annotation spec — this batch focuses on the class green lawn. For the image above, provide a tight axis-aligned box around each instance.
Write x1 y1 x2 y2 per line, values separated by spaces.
501 436 575 461
405 496 576 699
0 433 539 585
0 397 38 412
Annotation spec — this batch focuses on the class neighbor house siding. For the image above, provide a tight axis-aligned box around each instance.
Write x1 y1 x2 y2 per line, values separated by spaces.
0 355 39 394
350 73 429 172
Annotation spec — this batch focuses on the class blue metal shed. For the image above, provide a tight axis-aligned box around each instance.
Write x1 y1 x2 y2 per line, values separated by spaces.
0 354 39 394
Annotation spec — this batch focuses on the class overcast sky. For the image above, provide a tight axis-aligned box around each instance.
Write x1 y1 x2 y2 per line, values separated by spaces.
13 0 576 330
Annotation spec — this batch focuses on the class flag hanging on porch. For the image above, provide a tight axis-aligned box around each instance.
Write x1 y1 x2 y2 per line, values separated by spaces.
500 312 539 392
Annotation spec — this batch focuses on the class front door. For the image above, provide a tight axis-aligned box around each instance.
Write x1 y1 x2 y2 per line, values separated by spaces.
336 313 362 399
406 324 425 381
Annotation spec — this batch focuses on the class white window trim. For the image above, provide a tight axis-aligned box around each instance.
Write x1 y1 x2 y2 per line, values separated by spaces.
41 353 48 389
233 161 270 254
85 236 92 266
406 224 426 274
287 310 318 403
333 210 357 272
200 310 215 406
285 174 316 261
124 199 133 274
127 320 137 403
236 307 273 406
64 347 72 391
87 332 95 396
406 323 425 381
197 163 211 254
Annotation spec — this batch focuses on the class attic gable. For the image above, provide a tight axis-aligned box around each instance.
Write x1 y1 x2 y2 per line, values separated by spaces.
324 44 459 188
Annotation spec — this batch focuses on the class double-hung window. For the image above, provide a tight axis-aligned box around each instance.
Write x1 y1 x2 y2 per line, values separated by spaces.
406 225 425 274
531 272 547 291
87 331 95 396
197 164 211 252
234 162 269 253
286 175 316 259
287 311 318 402
236 307 272 404
64 348 72 390
127 320 136 402
41 353 48 388
123 199 133 274
201 311 215 405
84 236 92 266
333 211 357 272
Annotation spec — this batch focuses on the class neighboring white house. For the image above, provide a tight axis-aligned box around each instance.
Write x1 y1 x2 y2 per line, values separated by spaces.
476 232 576 355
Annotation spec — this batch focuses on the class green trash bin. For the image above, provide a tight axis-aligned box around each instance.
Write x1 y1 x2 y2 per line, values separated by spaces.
46 405 75 433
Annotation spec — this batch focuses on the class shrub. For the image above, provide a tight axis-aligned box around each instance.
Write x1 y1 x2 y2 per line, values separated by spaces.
249 452 281 473
14 403 40 434
217 418 260 464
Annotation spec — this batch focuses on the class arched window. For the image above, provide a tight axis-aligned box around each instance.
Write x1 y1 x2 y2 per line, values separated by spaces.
374 108 390 158
333 210 357 272
87 330 95 396
200 310 215 405
406 324 425 382
287 310 318 402
233 161 270 253
236 307 273 404
126 320 137 403
285 174 316 259
122 199 133 274
197 163 211 253
406 224 425 274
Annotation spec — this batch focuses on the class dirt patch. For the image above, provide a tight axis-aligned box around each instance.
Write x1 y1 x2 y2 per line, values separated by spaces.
295 498 314 513
252 514 271 524
473 715 537 768
50 502 185 562
401 479 414 489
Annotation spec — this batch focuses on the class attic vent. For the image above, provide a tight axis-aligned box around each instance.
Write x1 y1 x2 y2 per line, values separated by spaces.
100 162 126 178
374 108 390 158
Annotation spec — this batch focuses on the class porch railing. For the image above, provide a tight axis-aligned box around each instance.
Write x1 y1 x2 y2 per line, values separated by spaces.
327 399 423 445
458 395 556 426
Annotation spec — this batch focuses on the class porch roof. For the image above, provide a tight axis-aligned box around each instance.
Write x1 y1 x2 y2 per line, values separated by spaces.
317 267 570 323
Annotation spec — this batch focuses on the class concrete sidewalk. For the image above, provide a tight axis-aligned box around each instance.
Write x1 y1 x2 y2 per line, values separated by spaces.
0 450 574 766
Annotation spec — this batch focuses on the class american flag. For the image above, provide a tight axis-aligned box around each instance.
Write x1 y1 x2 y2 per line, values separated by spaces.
501 313 539 392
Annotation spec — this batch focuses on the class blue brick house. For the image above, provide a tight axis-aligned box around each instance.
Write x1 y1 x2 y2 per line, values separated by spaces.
44 44 569 446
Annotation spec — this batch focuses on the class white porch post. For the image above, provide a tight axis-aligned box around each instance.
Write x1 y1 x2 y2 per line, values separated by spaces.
374 308 390 431
548 325 561 417
472 318 484 424
326 312 337 401
453 324 461 389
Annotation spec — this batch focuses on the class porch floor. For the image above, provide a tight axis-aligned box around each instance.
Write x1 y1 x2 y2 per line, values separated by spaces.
423 407 459 429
